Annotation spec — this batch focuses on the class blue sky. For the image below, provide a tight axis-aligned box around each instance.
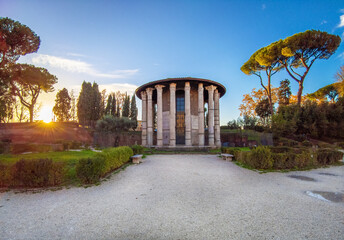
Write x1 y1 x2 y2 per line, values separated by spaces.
1 0 344 124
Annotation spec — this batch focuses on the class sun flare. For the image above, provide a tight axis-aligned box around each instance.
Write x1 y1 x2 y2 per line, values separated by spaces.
39 106 53 123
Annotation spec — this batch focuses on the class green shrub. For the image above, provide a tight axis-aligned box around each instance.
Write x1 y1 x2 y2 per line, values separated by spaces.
76 157 106 184
301 140 312 147
11 143 53 154
239 146 273 169
294 151 315 169
0 141 10 154
131 145 144 155
76 146 133 184
336 142 344 149
221 147 241 160
317 149 343 165
269 146 292 153
0 164 11 187
272 153 288 169
11 158 65 187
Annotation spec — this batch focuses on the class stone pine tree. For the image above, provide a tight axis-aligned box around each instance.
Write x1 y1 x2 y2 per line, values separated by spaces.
0 17 40 122
130 94 138 130
122 94 130 117
268 30 341 105
241 42 283 116
10 64 57 122
53 88 71 122
278 79 291 106
335 65 344 97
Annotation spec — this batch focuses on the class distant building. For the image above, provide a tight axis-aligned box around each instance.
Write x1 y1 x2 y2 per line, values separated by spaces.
136 77 226 148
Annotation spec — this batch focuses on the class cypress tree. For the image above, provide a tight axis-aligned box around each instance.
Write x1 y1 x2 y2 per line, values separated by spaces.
130 94 138 130
122 94 130 117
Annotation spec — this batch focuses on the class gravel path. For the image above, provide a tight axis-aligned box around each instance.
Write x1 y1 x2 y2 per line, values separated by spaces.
0 154 343 240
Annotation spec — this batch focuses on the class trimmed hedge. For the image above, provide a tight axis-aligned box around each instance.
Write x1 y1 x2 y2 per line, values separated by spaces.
0 159 65 188
131 145 144 155
76 146 133 184
235 146 343 170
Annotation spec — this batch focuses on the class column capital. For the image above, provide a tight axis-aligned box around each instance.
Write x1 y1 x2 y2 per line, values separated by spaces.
198 82 204 89
170 83 177 89
141 91 147 100
155 84 165 91
146 87 154 96
185 82 190 89
205 85 217 92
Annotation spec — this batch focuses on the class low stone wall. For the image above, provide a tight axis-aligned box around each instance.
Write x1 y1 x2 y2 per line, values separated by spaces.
0 122 92 144
93 131 141 147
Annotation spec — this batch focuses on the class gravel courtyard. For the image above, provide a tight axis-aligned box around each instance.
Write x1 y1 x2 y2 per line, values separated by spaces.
0 154 343 240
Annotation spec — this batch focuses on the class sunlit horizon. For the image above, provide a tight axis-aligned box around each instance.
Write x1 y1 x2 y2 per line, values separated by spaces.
38 105 54 123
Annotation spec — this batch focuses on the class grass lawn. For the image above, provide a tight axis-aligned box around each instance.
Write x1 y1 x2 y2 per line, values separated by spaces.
0 150 97 165
0 150 98 186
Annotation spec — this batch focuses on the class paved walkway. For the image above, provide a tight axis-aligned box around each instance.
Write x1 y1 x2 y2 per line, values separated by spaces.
0 154 343 240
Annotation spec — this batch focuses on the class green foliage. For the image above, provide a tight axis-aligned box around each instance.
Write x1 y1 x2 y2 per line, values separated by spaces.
245 146 273 169
11 158 65 187
255 98 273 118
53 88 71 122
105 93 117 116
75 146 133 184
278 79 291 106
316 149 343 165
11 143 53 154
122 94 130 117
337 142 344 149
76 157 106 184
0 17 40 66
130 94 138 130
77 81 103 126
301 140 312 147
131 145 144 155
9 64 58 122
96 115 135 132
272 101 344 139
307 84 338 103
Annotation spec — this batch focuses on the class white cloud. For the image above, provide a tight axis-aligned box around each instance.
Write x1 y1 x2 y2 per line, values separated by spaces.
262 4 266 10
338 14 344 27
99 83 139 96
31 54 139 79
67 52 87 57
320 20 327 25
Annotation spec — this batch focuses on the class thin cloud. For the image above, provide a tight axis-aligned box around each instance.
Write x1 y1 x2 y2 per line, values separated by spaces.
320 20 327 25
99 83 139 96
262 4 266 10
31 54 139 79
338 14 344 27
67 52 87 57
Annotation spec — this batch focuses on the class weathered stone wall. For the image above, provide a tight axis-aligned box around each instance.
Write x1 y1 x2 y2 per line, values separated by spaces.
0 122 92 144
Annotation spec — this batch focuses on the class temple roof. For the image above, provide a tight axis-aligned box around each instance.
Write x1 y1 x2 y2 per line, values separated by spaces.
135 77 226 99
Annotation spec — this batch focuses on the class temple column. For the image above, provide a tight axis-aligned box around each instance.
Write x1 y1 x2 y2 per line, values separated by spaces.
169 83 176 147
214 89 221 148
141 91 147 147
206 85 216 147
198 83 204 146
146 87 154 147
155 85 164 147
185 82 191 146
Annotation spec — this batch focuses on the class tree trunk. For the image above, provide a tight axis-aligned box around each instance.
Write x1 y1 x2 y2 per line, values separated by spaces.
29 106 34 123
297 81 303 106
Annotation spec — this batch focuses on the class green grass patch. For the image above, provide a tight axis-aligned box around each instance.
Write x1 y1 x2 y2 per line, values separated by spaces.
0 150 97 166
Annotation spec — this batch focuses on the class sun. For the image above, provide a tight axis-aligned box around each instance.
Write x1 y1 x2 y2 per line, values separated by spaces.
39 106 53 123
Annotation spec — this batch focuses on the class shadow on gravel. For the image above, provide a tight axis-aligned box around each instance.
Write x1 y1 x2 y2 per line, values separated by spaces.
318 172 338 176
288 175 316 182
306 191 344 203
